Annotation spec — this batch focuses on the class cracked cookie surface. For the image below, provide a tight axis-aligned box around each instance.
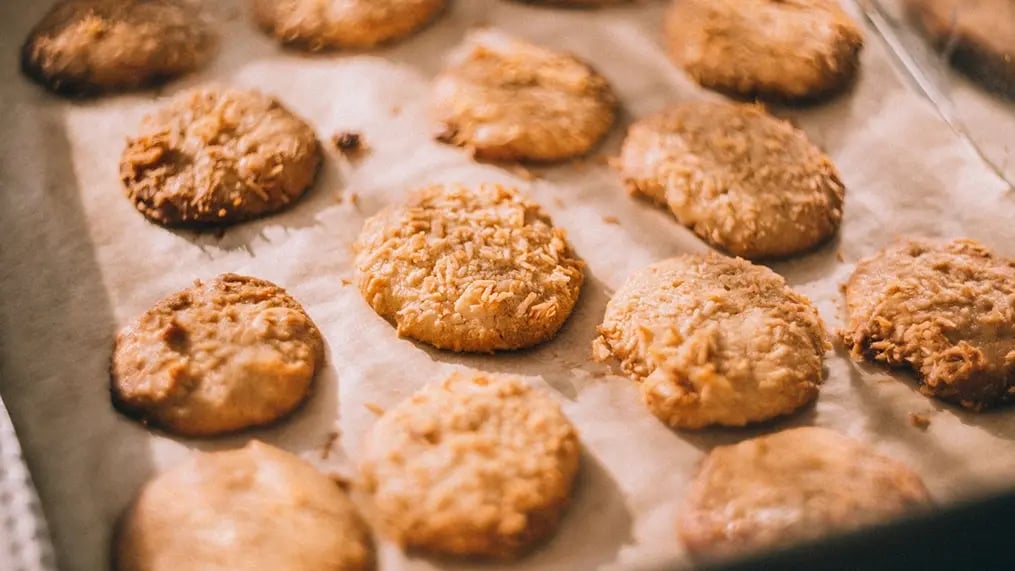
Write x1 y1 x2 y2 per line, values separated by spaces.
111 274 324 436
842 238 1015 410
593 253 828 428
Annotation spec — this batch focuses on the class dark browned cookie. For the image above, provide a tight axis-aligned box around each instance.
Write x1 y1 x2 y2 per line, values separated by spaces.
120 87 321 228
842 238 1015 410
664 0 864 102
250 0 447 50
21 0 215 96
115 441 374 570
617 101 845 259
111 274 324 437
905 0 1015 98
678 427 930 560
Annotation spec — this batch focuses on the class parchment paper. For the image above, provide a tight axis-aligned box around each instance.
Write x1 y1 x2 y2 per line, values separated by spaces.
2 1 1015 570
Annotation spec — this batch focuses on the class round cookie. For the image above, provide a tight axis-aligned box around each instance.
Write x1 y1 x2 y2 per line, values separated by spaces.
677 427 931 559
361 374 581 558
21 0 215 96
120 87 321 227
842 238 1015 410
664 0 864 102
354 183 585 352
618 101 845 259
250 0 447 50
904 0 1015 98
111 273 324 437
592 254 829 429
115 440 374 571
432 30 617 162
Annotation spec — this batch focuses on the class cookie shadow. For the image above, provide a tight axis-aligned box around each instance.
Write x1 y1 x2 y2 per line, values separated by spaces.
417 271 612 401
671 400 821 454
166 151 346 255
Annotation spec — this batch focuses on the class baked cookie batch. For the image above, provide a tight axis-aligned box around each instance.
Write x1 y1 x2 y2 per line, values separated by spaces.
19 0 1014 568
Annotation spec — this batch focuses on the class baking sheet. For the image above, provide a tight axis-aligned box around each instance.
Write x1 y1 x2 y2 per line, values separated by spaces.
2 1 1015 570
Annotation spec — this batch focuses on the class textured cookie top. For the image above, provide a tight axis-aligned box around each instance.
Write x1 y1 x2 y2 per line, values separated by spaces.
21 0 215 96
432 30 617 162
111 274 324 437
354 183 585 352
361 374 581 558
115 441 374 571
619 101 845 259
665 0 863 101
593 254 829 428
250 0 446 50
842 239 1015 410
120 87 321 227
677 427 930 559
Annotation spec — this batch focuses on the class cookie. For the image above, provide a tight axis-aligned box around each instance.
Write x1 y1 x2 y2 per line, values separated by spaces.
111 274 324 437
120 87 321 227
592 254 829 428
354 183 585 352
432 30 617 162
21 0 215 96
114 441 374 571
677 427 931 559
664 0 864 102
250 0 446 50
905 0 1015 98
618 101 845 259
361 374 580 558
842 239 1015 410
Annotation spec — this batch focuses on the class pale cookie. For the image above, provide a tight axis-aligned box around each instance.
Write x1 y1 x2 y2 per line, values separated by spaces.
618 101 845 259
120 87 321 227
842 239 1015 410
905 0 1015 98
21 0 215 96
361 374 581 558
115 441 374 571
432 30 617 162
354 183 584 352
250 0 447 50
664 0 864 102
677 427 931 559
111 274 324 437
593 254 829 428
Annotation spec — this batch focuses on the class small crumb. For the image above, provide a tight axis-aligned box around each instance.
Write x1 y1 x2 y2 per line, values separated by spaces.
331 131 369 158
319 430 340 460
553 197 565 208
364 402 385 415
591 154 612 166
390 104 402 116
836 250 845 262
329 474 352 490
602 215 620 225
349 193 360 207
340 278 352 286
909 412 931 430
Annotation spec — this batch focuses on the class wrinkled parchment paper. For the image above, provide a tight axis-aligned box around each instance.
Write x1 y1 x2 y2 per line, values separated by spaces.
2 1 1015 570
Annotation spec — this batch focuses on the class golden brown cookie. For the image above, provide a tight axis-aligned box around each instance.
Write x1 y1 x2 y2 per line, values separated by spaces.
677 427 931 559
361 374 581 558
114 441 374 571
593 254 829 429
354 183 585 352
842 238 1015 410
250 0 447 50
21 0 215 96
904 0 1015 98
111 274 324 437
120 87 321 228
618 101 845 259
664 0 864 102
432 30 617 162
